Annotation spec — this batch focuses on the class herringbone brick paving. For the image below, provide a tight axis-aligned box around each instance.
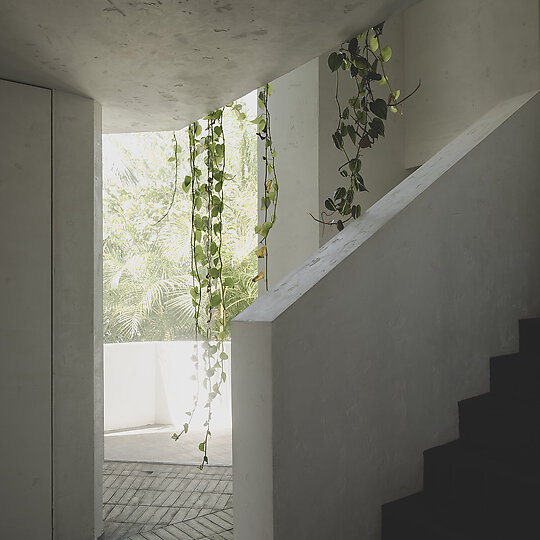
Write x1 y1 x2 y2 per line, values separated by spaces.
103 461 233 539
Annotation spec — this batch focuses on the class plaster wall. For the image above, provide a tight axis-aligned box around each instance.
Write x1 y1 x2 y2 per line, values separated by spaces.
258 59 320 290
0 79 102 540
403 0 540 167
260 18 408 287
104 341 232 432
234 91 540 539
265 0 540 275
93 102 104 540
231 322 273 540
0 78 52 540
154 341 232 429
318 15 407 245
52 90 103 540
104 342 157 431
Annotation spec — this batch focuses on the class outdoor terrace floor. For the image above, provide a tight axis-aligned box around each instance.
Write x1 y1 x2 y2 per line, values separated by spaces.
103 461 233 540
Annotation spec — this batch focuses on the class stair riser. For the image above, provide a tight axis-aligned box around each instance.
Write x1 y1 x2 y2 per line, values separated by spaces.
382 516 534 540
382 496 534 540
382 518 448 540
458 399 540 456
519 319 540 354
423 453 539 510
382 319 540 540
490 354 540 400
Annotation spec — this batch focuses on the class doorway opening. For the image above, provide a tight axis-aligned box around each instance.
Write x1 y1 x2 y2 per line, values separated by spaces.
101 92 257 539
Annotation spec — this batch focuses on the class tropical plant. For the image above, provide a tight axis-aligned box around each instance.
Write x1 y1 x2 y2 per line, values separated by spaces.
169 92 277 467
251 83 279 290
317 22 419 230
102 98 258 345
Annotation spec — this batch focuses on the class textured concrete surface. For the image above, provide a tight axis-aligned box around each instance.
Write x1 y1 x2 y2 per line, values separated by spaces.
0 77 52 540
233 92 540 539
0 78 104 540
257 58 320 291
103 461 233 539
403 0 539 168
105 426 232 466
0 0 418 132
53 89 103 540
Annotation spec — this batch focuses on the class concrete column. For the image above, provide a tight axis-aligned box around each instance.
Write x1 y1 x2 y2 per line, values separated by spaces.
231 321 273 540
52 90 103 540
0 79 102 540
0 77 53 540
257 59 320 291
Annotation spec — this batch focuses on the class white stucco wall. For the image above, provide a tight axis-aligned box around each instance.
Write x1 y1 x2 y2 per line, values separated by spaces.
318 15 408 245
258 59 320 290
260 18 409 283
403 0 540 167
264 0 540 279
247 3 540 537
0 78 53 540
105 342 157 431
234 92 540 539
0 79 102 540
53 89 103 540
231 321 274 540
93 102 104 540
260 25 409 286
104 341 232 433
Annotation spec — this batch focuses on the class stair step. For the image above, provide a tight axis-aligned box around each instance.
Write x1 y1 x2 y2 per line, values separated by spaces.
382 493 474 540
381 318 540 538
382 490 538 540
458 393 540 457
490 352 540 400
381 491 517 540
519 318 540 354
423 440 540 511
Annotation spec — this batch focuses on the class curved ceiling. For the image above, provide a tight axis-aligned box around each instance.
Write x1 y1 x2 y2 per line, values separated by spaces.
0 0 416 132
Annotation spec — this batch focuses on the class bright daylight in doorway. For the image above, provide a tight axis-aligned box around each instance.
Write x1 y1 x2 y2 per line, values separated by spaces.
102 92 257 467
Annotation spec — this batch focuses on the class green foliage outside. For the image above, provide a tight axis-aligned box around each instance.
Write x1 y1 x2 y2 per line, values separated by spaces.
103 96 257 343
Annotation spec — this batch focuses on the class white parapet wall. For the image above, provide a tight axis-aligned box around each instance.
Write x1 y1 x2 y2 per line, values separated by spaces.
232 91 540 540
104 341 232 433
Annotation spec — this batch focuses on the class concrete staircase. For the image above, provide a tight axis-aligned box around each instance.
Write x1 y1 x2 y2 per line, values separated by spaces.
381 318 540 539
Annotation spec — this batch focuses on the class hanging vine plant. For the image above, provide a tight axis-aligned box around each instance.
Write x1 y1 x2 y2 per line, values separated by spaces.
166 99 252 469
161 23 416 467
252 83 279 291
316 22 420 231
169 107 238 469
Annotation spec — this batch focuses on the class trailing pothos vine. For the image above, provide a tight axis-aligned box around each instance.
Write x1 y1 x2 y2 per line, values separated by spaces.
252 83 279 291
316 22 419 231
170 106 240 469
165 93 277 469
162 23 416 467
